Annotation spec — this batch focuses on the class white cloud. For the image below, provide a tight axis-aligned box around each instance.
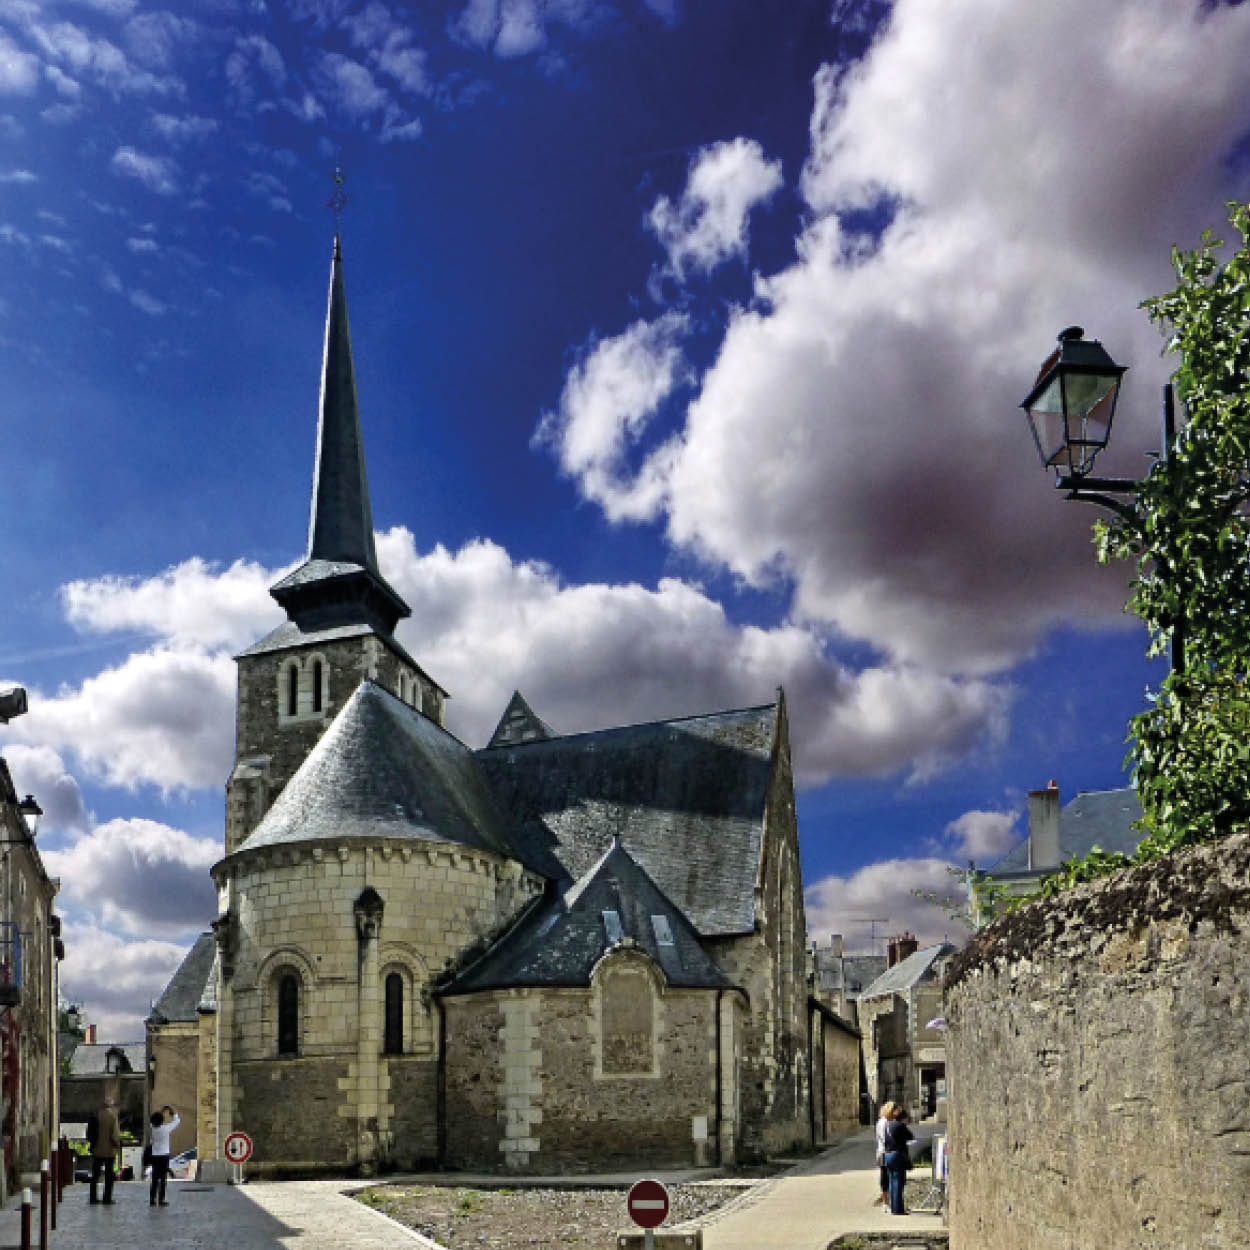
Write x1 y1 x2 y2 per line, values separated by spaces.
2 743 91 834
43 819 218 938
648 138 783 280
22 18 182 96
316 52 389 118
243 169 292 212
450 0 636 57
150 112 217 142
0 224 31 246
344 2 430 95
49 537 1007 788
128 288 167 315
805 857 972 952
0 169 37 183
110 145 178 195
7 647 236 792
541 0 1250 681
125 235 159 253
0 31 41 93
124 11 198 70
534 312 690 522
940 808 1021 865
225 34 286 107
44 63 80 97
379 104 421 143
58 924 195 1041
62 556 281 651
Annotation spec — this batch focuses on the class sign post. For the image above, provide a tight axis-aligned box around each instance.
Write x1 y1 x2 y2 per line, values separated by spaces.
223 1130 253 1181
627 1178 670 1250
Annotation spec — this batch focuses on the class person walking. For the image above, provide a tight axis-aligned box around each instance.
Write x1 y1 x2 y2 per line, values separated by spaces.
89 1095 121 1205
148 1104 180 1207
883 1105 915 1216
874 1101 897 1206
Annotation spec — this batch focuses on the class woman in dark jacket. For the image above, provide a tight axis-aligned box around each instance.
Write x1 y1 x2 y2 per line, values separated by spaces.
883 1107 914 1215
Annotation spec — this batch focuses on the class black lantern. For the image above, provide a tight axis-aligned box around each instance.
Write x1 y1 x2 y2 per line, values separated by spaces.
1021 326 1127 479
17 794 42 836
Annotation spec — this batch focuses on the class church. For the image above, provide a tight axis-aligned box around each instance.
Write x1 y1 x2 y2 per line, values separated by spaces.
147 235 831 1176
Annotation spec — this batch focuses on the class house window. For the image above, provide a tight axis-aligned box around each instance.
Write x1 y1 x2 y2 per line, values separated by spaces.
312 661 323 713
277 973 299 1057
384 972 403 1054
600 966 654 1076
286 665 298 717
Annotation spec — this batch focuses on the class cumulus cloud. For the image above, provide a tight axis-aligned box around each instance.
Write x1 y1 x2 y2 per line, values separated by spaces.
0 169 37 183
648 138 783 281
110 145 178 195
20 17 182 96
43 819 218 938
6 647 236 792
315 52 389 118
805 857 972 952
344 2 430 95
58 924 198 1040
540 0 1250 679
225 34 286 108
940 807 1021 864
450 0 629 57
2 744 91 834
534 312 690 522
47 536 1007 789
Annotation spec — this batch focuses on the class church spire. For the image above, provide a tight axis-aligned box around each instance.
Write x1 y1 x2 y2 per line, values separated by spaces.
269 234 410 637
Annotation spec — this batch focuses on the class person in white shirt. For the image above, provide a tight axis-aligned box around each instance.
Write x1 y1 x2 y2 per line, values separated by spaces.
875 1101 898 1206
148 1104 180 1207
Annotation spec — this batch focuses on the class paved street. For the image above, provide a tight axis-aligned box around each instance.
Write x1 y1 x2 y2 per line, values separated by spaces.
0 1126 944 1249
0 1177 438 1250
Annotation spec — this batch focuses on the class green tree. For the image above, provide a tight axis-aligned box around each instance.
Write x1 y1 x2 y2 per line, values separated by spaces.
1097 201 1250 859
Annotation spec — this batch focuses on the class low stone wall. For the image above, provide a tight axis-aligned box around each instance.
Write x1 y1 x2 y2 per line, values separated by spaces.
945 830 1250 1250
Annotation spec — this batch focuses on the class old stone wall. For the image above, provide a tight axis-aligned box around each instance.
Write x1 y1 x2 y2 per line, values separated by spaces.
215 836 543 1170
946 830 1250 1250
814 1012 860 1142
148 1020 199 1157
227 635 443 854
443 980 720 1172
234 1056 351 1172
383 1056 438 1168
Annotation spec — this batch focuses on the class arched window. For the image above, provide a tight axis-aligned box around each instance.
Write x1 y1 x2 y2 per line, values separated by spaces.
277 973 299 1057
287 665 298 717
312 661 323 712
384 972 403 1055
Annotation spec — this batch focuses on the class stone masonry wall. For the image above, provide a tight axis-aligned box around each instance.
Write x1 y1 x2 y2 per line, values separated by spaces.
945 830 1250 1250
214 837 543 1171
149 1020 199 1157
443 982 719 1172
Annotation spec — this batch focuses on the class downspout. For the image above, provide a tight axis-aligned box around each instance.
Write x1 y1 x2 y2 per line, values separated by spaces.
807 1003 816 1147
714 988 723 1166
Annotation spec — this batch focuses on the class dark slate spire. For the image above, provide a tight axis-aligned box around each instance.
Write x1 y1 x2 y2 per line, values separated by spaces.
270 235 410 636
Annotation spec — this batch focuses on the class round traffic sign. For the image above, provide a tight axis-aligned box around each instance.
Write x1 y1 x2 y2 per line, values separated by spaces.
223 1131 253 1164
626 1178 669 1229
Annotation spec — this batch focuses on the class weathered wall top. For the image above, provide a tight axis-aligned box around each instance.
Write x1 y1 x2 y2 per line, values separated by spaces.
947 827 1250 991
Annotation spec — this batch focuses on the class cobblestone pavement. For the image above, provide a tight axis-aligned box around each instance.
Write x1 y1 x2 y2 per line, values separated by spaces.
0 1177 437 1250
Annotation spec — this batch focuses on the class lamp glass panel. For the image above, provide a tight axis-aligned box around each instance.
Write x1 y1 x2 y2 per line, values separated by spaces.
1026 376 1068 466
1061 371 1119 424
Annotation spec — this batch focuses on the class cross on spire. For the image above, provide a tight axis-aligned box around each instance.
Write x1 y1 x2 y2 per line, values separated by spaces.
328 167 348 248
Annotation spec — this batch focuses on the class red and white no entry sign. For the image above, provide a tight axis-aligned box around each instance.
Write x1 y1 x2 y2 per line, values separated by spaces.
223 1131 253 1164
627 1178 670 1229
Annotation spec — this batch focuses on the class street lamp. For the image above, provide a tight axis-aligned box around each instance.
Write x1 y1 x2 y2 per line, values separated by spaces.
17 796 42 837
1020 325 1182 662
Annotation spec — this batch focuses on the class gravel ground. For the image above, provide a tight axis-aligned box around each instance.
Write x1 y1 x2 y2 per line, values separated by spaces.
353 1182 746 1249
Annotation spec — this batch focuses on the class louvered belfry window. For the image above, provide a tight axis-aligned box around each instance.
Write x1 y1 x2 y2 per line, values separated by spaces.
277 973 299 1057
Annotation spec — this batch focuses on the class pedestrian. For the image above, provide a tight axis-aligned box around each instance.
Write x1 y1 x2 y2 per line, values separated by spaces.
89 1095 121 1205
883 1105 914 1215
874 1100 897 1206
148 1104 180 1207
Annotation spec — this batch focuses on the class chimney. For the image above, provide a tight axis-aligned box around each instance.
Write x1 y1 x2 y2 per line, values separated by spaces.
1027 779 1061 870
887 933 918 967
829 933 844 958
84 1024 97 1044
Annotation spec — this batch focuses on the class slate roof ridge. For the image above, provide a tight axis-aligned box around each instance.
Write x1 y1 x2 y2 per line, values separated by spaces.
485 690 557 749
859 942 954 999
478 699 777 752
149 931 217 1024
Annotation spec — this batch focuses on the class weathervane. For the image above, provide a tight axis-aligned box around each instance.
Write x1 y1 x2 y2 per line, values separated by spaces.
328 167 348 232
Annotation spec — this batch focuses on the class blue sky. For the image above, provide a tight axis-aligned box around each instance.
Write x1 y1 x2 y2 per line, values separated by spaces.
1 0 1248 1037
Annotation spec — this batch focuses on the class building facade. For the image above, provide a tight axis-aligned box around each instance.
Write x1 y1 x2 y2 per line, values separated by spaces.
171 237 817 1176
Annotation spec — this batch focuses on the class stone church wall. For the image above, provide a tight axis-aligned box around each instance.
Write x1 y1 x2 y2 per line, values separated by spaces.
382 1056 439 1168
443 982 719 1172
945 830 1250 1250
234 1056 352 1169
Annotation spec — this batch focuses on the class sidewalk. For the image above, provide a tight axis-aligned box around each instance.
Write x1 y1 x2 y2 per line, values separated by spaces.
698 1125 945 1250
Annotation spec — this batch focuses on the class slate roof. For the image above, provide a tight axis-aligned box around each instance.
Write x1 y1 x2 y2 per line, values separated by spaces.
475 703 779 936
149 932 216 1024
809 997 861 1039
859 943 954 999
67 1042 146 1077
487 691 556 748
987 787 1143 878
444 841 732 994
232 681 524 863
813 951 888 998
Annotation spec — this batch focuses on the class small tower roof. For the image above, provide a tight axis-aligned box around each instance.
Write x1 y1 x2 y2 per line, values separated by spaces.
486 690 556 748
270 235 410 636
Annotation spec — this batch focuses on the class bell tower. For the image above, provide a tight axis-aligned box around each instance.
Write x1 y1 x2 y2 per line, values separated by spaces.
224 234 446 855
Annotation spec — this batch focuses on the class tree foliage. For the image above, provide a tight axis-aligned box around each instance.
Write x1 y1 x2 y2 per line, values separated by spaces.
1097 201 1250 859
